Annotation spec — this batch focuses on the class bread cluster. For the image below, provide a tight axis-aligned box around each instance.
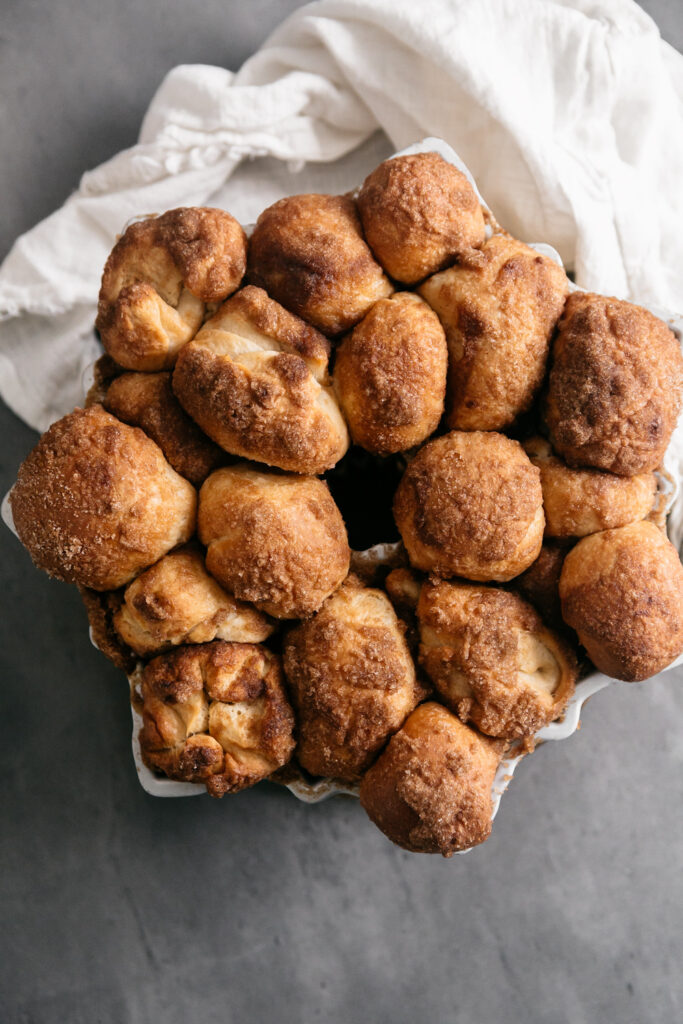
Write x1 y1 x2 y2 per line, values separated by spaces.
9 152 683 858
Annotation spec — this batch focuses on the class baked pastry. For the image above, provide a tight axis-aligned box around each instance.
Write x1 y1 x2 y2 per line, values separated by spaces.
113 546 273 657
137 641 295 796
545 292 683 475
523 436 656 537
97 207 247 370
10 405 196 590
103 371 225 485
393 430 544 581
417 579 576 739
173 285 349 474
333 292 448 454
359 702 504 856
419 233 569 430
514 541 573 632
356 152 486 284
198 464 350 618
247 193 393 334
559 521 683 681
282 576 425 781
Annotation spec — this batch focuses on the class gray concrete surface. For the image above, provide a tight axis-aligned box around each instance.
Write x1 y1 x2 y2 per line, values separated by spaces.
1 2 682 1022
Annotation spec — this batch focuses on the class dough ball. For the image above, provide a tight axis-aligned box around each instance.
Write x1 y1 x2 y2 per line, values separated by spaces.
137 641 295 796
514 541 573 632
173 285 349 474
545 292 683 475
523 436 656 537
359 702 504 856
198 464 350 618
104 371 225 486
393 430 544 581
10 405 196 590
559 521 683 681
417 579 576 739
114 546 273 657
283 576 425 782
333 292 447 454
247 193 392 334
419 233 569 430
97 207 247 370
357 152 485 284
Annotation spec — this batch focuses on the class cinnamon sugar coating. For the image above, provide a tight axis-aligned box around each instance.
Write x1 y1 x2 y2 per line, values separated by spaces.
138 641 295 796
282 576 426 782
104 371 224 485
419 233 569 431
114 546 273 657
393 431 544 581
247 193 392 334
545 292 683 476
357 152 485 284
559 521 683 681
523 436 656 538
360 702 504 856
514 541 573 633
173 285 349 474
198 464 350 619
333 293 447 454
417 579 576 739
10 405 196 590
97 207 247 370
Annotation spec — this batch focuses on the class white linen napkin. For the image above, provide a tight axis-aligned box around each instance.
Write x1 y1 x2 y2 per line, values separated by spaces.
1 0 682 433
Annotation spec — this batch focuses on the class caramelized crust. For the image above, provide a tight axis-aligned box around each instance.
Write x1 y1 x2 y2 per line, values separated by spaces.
523 436 656 537
419 233 569 431
247 193 393 334
333 293 447 454
79 586 136 673
417 579 576 739
173 286 349 474
545 292 683 475
10 405 196 590
138 641 295 796
104 371 224 485
198 464 350 619
114 546 273 657
360 702 504 856
393 431 544 581
357 152 485 284
282 576 426 782
559 521 683 681
514 541 573 632
97 207 247 370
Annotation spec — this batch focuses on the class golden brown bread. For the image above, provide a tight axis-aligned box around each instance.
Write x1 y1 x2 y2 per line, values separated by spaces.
359 702 504 856
114 546 273 657
173 285 349 474
282 576 426 782
333 293 447 454
514 541 573 633
559 521 683 681
10 405 196 590
417 579 576 739
247 193 393 334
545 292 683 475
356 152 486 284
103 371 225 485
419 233 569 430
393 431 544 581
97 208 247 370
138 641 295 796
523 436 656 537
198 464 350 619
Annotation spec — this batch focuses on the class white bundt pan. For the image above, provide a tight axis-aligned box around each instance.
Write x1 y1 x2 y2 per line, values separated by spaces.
4 139 683 849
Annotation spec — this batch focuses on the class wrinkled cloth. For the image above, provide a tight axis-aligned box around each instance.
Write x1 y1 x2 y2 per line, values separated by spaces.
1 0 682 432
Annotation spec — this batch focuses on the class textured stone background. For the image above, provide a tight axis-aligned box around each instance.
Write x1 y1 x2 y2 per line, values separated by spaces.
1 3 681 1021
